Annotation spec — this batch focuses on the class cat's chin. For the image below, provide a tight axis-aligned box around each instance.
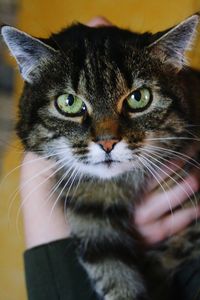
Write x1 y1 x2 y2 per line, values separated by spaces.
79 161 135 179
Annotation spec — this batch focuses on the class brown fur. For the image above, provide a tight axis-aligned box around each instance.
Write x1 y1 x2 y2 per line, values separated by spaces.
1 13 200 300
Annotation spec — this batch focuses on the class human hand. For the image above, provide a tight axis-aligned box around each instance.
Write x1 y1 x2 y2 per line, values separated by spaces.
134 156 200 245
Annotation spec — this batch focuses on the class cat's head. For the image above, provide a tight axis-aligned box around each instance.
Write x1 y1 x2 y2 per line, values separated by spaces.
1 14 199 179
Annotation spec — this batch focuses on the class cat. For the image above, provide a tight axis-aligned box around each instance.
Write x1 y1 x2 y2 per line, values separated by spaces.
1 13 200 300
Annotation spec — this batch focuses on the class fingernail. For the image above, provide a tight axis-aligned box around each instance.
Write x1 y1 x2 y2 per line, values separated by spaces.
87 16 112 27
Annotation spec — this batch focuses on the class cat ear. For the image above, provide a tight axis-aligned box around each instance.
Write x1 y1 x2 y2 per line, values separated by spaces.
1 26 57 83
148 14 200 70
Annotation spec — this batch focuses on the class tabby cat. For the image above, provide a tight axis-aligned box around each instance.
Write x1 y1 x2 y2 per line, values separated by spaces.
1 13 200 300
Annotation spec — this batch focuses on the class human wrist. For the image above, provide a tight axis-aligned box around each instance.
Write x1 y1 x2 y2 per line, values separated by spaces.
20 152 70 249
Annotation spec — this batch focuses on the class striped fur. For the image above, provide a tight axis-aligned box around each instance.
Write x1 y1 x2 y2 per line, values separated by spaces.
2 14 200 299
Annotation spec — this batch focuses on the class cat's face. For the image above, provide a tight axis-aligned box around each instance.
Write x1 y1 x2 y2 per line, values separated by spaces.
1 15 199 179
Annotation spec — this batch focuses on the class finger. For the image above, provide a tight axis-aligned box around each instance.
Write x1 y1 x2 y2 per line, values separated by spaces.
135 173 199 226
86 16 112 27
138 205 200 245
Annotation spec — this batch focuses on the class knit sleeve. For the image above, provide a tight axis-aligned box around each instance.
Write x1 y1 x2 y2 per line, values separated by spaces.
24 238 98 300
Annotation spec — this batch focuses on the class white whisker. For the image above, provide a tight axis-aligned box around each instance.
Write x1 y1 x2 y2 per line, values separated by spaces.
0 150 68 190
63 167 81 225
8 157 62 224
145 144 200 170
140 153 198 221
143 149 198 217
145 136 200 142
48 163 78 219
138 155 174 220
15 157 70 234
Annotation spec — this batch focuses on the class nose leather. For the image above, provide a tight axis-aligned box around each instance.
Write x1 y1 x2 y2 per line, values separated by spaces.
97 139 119 153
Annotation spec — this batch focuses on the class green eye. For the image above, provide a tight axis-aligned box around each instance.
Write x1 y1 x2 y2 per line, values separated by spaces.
55 94 86 116
126 88 151 112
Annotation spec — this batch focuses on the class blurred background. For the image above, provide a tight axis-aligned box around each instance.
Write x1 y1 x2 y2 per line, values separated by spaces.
0 0 200 299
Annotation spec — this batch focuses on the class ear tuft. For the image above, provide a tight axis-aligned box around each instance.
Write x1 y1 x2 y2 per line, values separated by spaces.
1 26 56 83
148 14 200 70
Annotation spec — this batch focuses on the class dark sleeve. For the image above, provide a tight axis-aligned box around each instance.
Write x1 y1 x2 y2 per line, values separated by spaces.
24 238 98 300
172 257 200 300
24 238 200 300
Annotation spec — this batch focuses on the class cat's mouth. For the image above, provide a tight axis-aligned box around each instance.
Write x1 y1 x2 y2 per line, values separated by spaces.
94 159 121 166
79 156 135 178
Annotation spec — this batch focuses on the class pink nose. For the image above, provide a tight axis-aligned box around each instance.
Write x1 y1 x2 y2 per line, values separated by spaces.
97 139 119 153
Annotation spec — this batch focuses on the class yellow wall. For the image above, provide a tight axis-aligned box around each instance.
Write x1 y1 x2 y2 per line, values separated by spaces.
1 0 200 299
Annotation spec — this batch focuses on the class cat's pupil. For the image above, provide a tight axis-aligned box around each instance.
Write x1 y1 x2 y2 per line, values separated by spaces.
66 94 74 106
133 90 141 102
